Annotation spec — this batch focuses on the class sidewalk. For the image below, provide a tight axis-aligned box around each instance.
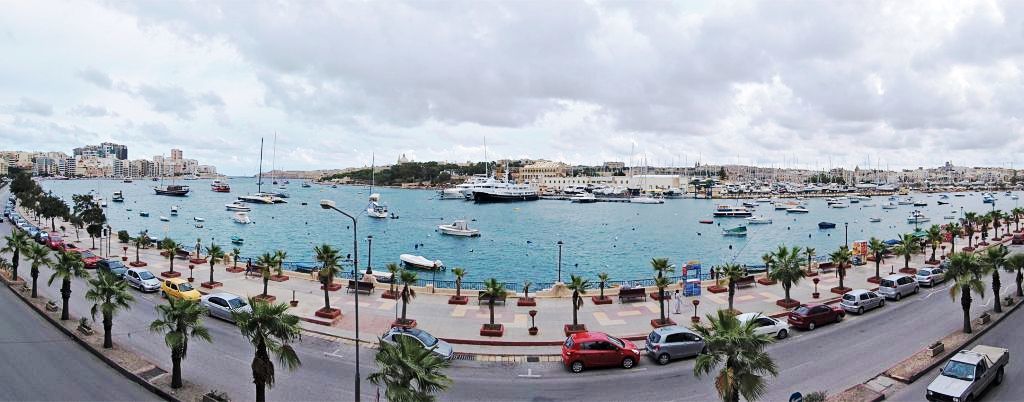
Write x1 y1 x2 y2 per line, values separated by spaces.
19 208 1018 356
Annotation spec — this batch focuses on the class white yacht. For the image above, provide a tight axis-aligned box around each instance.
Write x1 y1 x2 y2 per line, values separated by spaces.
786 205 810 214
233 212 252 224
713 205 753 217
367 193 389 218
225 201 252 212
631 194 664 204
437 220 481 237
570 192 598 203
439 188 466 200
745 216 772 224
830 202 849 208
882 202 898 209
470 173 539 203
170 205 179 216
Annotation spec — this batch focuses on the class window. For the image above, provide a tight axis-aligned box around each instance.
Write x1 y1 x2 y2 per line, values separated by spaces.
413 330 439 347
880 280 895 288
860 294 869 301
813 306 830 314
227 298 247 309
756 318 775 327
679 333 701 342
665 333 686 343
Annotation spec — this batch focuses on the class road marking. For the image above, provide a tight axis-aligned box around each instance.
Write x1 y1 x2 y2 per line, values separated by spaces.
517 368 542 378
324 348 345 359
924 283 954 299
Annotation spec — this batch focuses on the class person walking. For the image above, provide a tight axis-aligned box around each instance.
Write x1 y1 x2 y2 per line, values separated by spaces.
672 289 683 314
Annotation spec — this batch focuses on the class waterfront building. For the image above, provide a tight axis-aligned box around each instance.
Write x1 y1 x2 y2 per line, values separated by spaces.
519 160 567 184
73 142 127 160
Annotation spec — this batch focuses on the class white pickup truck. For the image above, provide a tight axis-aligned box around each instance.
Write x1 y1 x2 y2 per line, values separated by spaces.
926 345 1008 402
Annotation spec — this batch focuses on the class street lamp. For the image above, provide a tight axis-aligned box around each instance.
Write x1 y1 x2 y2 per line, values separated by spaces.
844 222 849 248
556 240 564 283
320 199 361 402
366 235 373 273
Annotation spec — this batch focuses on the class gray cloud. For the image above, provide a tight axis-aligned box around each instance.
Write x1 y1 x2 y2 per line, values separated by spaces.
4 97 53 116
77 67 112 89
67 104 115 117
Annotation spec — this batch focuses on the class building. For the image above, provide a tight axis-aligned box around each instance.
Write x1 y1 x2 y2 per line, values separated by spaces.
73 142 127 160
33 156 58 176
129 159 154 177
171 148 183 160
397 154 410 164
519 161 567 183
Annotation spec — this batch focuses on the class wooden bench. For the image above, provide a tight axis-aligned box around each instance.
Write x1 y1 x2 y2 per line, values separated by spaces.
175 249 191 259
618 287 647 303
817 262 836 274
734 275 756 288
477 290 507 305
346 280 374 294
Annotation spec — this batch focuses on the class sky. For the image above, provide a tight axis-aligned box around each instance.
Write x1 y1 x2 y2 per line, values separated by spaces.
1 1 1023 176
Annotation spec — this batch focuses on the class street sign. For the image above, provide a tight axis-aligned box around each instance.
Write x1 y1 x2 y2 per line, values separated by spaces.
789 392 803 402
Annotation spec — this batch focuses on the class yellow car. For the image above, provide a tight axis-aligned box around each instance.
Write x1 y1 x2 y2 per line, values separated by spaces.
161 278 201 301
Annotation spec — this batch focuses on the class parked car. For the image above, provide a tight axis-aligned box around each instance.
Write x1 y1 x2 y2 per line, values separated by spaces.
839 289 885 314
46 232 64 251
380 327 455 361
161 277 201 301
1013 233 1023 245
916 267 946 287
787 304 845 330
200 292 253 323
735 312 790 339
79 250 102 269
878 274 919 300
561 331 642 373
124 268 161 292
926 345 1008 402
96 259 128 279
644 326 706 365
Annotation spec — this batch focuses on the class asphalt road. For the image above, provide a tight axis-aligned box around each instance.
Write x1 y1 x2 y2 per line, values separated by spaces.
0 283 156 401
888 295 1023 401
4 196 1021 401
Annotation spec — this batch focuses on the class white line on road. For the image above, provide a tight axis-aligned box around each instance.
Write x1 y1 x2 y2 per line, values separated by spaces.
324 348 345 359
517 368 542 378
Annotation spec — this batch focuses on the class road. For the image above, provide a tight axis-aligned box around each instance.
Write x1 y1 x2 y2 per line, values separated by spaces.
888 295 1023 401
0 283 156 401
3 196 1021 401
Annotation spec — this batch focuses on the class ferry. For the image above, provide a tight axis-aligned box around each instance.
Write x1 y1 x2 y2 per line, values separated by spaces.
712 205 753 217
154 184 190 196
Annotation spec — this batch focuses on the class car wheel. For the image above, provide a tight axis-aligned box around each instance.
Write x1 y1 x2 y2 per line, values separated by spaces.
995 367 1004 385
896 292 902 301
776 329 788 340
570 361 584 373
835 314 843 322
857 307 864 315
808 322 816 330
657 353 670 365
700 346 708 355
621 357 635 369
879 299 885 307
914 286 919 294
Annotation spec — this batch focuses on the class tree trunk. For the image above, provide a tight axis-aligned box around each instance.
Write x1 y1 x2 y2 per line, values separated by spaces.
904 255 910 269
262 276 269 296
60 278 71 320
31 267 38 298
489 298 495 325
209 263 215 284
169 256 175 273
931 246 936 261
599 283 605 299
455 280 461 298
103 314 113 348
839 266 845 289
135 245 140 263
727 281 735 311
401 289 409 322
1016 269 1023 297
783 282 791 302
951 237 956 252
572 291 579 326
961 287 972 334
323 277 331 311
992 271 1002 313
253 342 269 402
171 347 183 388
874 259 881 279
11 250 18 282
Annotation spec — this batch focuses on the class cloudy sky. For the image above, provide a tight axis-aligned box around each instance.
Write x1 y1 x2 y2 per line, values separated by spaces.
1 1 1023 175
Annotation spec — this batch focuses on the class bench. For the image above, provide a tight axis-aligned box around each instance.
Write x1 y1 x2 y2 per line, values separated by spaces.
618 287 647 303
175 249 191 259
346 280 374 294
477 290 507 305
734 275 756 288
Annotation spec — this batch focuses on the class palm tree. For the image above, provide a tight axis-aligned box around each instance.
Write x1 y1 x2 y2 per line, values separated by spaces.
1012 207 1024 232
231 247 242 270
234 299 302 402
650 258 671 319
451 267 466 299
85 270 135 348
161 238 179 275
313 244 340 311
963 212 978 249
769 245 806 305
48 251 89 320
24 242 52 298
980 245 1008 313
398 270 418 325
1004 253 1024 297
978 215 992 244
1 231 31 282
829 246 853 291
720 264 747 312
567 274 590 328
990 211 1002 239
256 252 276 298
205 244 224 286
926 224 943 262
597 272 609 300
693 310 779 402
803 247 816 275
761 252 775 278
947 252 986 333
867 237 887 281
385 263 400 296
149 298 212 389
132 235 151 265
892 233 920 270
945 223 963 253
272 250 287 278
369 333 452 401
481 278 507 328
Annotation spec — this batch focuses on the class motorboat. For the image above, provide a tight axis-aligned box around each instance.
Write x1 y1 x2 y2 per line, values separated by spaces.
983 194 996 204
301 182 312 188
862 202 877 207
233 212 252 224
882 202 898 209
195 223 203 228
439 188 466 200
786 206 810 214
111 191 124 202
722 226 748 236
471 180 540 203
211 180 231 193
139 212 149 217
225 202 252 212
366 193 389 218
237 194 282 204
944 215 957 220
830 202 849 208
570 192 598 203
699 219 714 224
98 198 107 208
937 200 950 205
773 202 790 210
631 195 664 204
400 254 445 271
154 184 190 196
818 222 836 229
745 216 772 224
194 217 205 222
170 205 179 216
230 236 244 245
713 205 753 217
159 216 170 222
869 217 882 222
913 202 928 207
756 198 771 203
742 202 758 208
437 220 481 237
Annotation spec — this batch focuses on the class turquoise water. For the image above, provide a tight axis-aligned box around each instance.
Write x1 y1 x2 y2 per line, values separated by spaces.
40 179 1014 286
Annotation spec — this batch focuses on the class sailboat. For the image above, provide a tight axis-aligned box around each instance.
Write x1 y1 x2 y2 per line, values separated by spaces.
366 154 389 218
154 174 190 196
237 137 285 204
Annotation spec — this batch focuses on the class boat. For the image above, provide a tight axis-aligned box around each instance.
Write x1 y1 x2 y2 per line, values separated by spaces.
239 137 284 205
954 194 966 197
937 200 949 205
230 236 244 245
744 216 772 224
437 220 481 237
818 222 836 229
170 206 179 216
301 182 312 188
786 206 810 214
631 195 664 204
722 226 748 236
98 198 107 208
756 198 771 203
112 191 124 202
123 178 133 183
233 212 252 224
983 194 996 204
699 219 714 224
439 188 466 200
862 202 877 207
211 180 231 193
741 202 757 208
1013 195 1020 200
154 184 190 196
159 216 170 222
940 194 950 199
882 202 897 209
195 223 204 228
400 254 445 270
830 202 849 208
773 202 790 210
869 217 882 222
944 215 956 220
913 202 928 207
471 171 540 203
713 205 753 217
139 212 149 217
151 177 159 181
194 217 205 222
907 211 930 224
225 201 252 212
366 193 389 218
570 192 598 203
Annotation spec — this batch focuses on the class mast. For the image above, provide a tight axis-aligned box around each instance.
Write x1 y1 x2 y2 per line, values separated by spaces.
271 132 278 184
257 137 264 193
370 153 375 194
484 137 488 177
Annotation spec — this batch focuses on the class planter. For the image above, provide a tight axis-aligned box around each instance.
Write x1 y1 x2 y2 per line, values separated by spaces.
962 247 976 252
563 324 587 336
380 289 398 299
480 324 504 337
590 296 613 305
867 276 882 284
315 307 342 319
121 256 128 261
707 285 727 293
1005 297 1016 307
160 271 181 278
812 292 821 299
187 277 194 282
757 278 777 286
226 267 245 273
77 326 94 336
269 275 290 282
691 316 701 323
253 294 277 303
201 281 223 289
925 259 940 266
898 267 918 275
980 313 992 324
517 297 537 307
830 287 852 295
129 261 148 267
650 318 676 328
448 295 469 305
528 327 539 336
392 319 417 329
776 299 801 308
202 390 230 402
45 301 58 312
805 271 819 277
928 342 945 357
189 258 208 265
289 300 299 307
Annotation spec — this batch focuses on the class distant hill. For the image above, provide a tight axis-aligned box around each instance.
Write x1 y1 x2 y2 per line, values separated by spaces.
321 161 488 185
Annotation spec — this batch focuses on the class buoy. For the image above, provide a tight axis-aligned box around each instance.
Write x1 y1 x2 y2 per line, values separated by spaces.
728 245 733 249
697 233 701 236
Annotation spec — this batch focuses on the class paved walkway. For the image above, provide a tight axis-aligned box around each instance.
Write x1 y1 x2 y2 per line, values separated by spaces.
16 208 1018 354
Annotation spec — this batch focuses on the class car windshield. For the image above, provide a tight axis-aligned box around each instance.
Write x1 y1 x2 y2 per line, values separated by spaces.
880 280 895 287
138 271 155 280
413 330 439 347
178 283 194 292
941 360 976 381
918 270 931 276
794 306 811 315
842 294 856 301
227 298 247 309
606 335 625 348
107 261 124 268
648 332 662 344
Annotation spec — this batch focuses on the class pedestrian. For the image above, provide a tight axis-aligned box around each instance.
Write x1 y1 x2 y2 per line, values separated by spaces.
672 289 683 314
245 258 253 278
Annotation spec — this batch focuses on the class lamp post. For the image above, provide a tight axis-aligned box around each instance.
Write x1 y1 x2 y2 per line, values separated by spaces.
556 240 564 283
107 225 112 257
320 200 361 402
101 228 109 257
366 235 373 273
844 222 849 248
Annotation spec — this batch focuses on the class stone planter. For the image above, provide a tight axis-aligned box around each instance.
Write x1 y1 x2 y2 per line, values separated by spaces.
928 342 945 357
650 318 676 328
528 327 539 336
480 324 504 337
253 294 277 303
563 324 587 336
707 285 727 293
189 258 208 265
591 296 613 305
980 313 992 324
757 278 777 286
269 275 289 282
805 271 819 277
77 325 94 336
289 300 299 307
867 276 882 284
380 289 398 299
226 266 245 273
517 297 537 307
129 261 148 267
650 292 671 301
392 319 417 329
201 281 223 289
898 267 918 275
315 307 342 319
121 256 128 262
448 295 468 305
776 299 801 308
320 283 344 292
830 287 852 295
160 271 181 278
1005 297 1016 307
812 292 820 299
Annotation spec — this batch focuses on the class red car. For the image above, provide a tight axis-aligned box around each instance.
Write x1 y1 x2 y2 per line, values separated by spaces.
46 232 64 251
79 250 103 269
787 304 845 330
561 331 641 373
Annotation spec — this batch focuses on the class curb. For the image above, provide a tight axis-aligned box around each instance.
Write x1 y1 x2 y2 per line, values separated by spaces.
1 281 179 402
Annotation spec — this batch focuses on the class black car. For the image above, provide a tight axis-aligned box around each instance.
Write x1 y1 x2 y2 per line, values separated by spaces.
97 259 128 279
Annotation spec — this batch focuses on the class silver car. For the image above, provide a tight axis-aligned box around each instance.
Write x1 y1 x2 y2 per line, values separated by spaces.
200 293 252 323
381 327 454 361
840 289 885 314
878 274 919 300
916 267 946 286
644 326 706 365
124 268 161 292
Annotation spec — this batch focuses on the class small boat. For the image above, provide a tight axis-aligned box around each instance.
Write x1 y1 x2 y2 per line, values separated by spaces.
98 198 107 208
570 192 598 203
940 194 950 199
830 202 849 208
786 206 810 214
913 202 928 207
714 205 753 217
211 180 231 193
1013 195 1020 200
954 194 966 197
907 211 930 224
439 188 466 200
194 217 205 222
367 193 389 218
123 178 133 183
818 222 836 229
170 206 179 216
230 236 244 245
126 208 133 212
139 212 149 217
154 184 190 196
699 219 714 224
869 217 882 222
225 202 252 212
723 226 748 236
233 212 252 224
742 202 758 208
195 223 204 228
437 220 481 237
756 198 771 203
400 254 445 270
862 203 877 207
159 216 170 222
301 182 312 188
112 191 124 202
937 200 950 205
631 195 664 204
882 202 898 210
744 216 772 224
